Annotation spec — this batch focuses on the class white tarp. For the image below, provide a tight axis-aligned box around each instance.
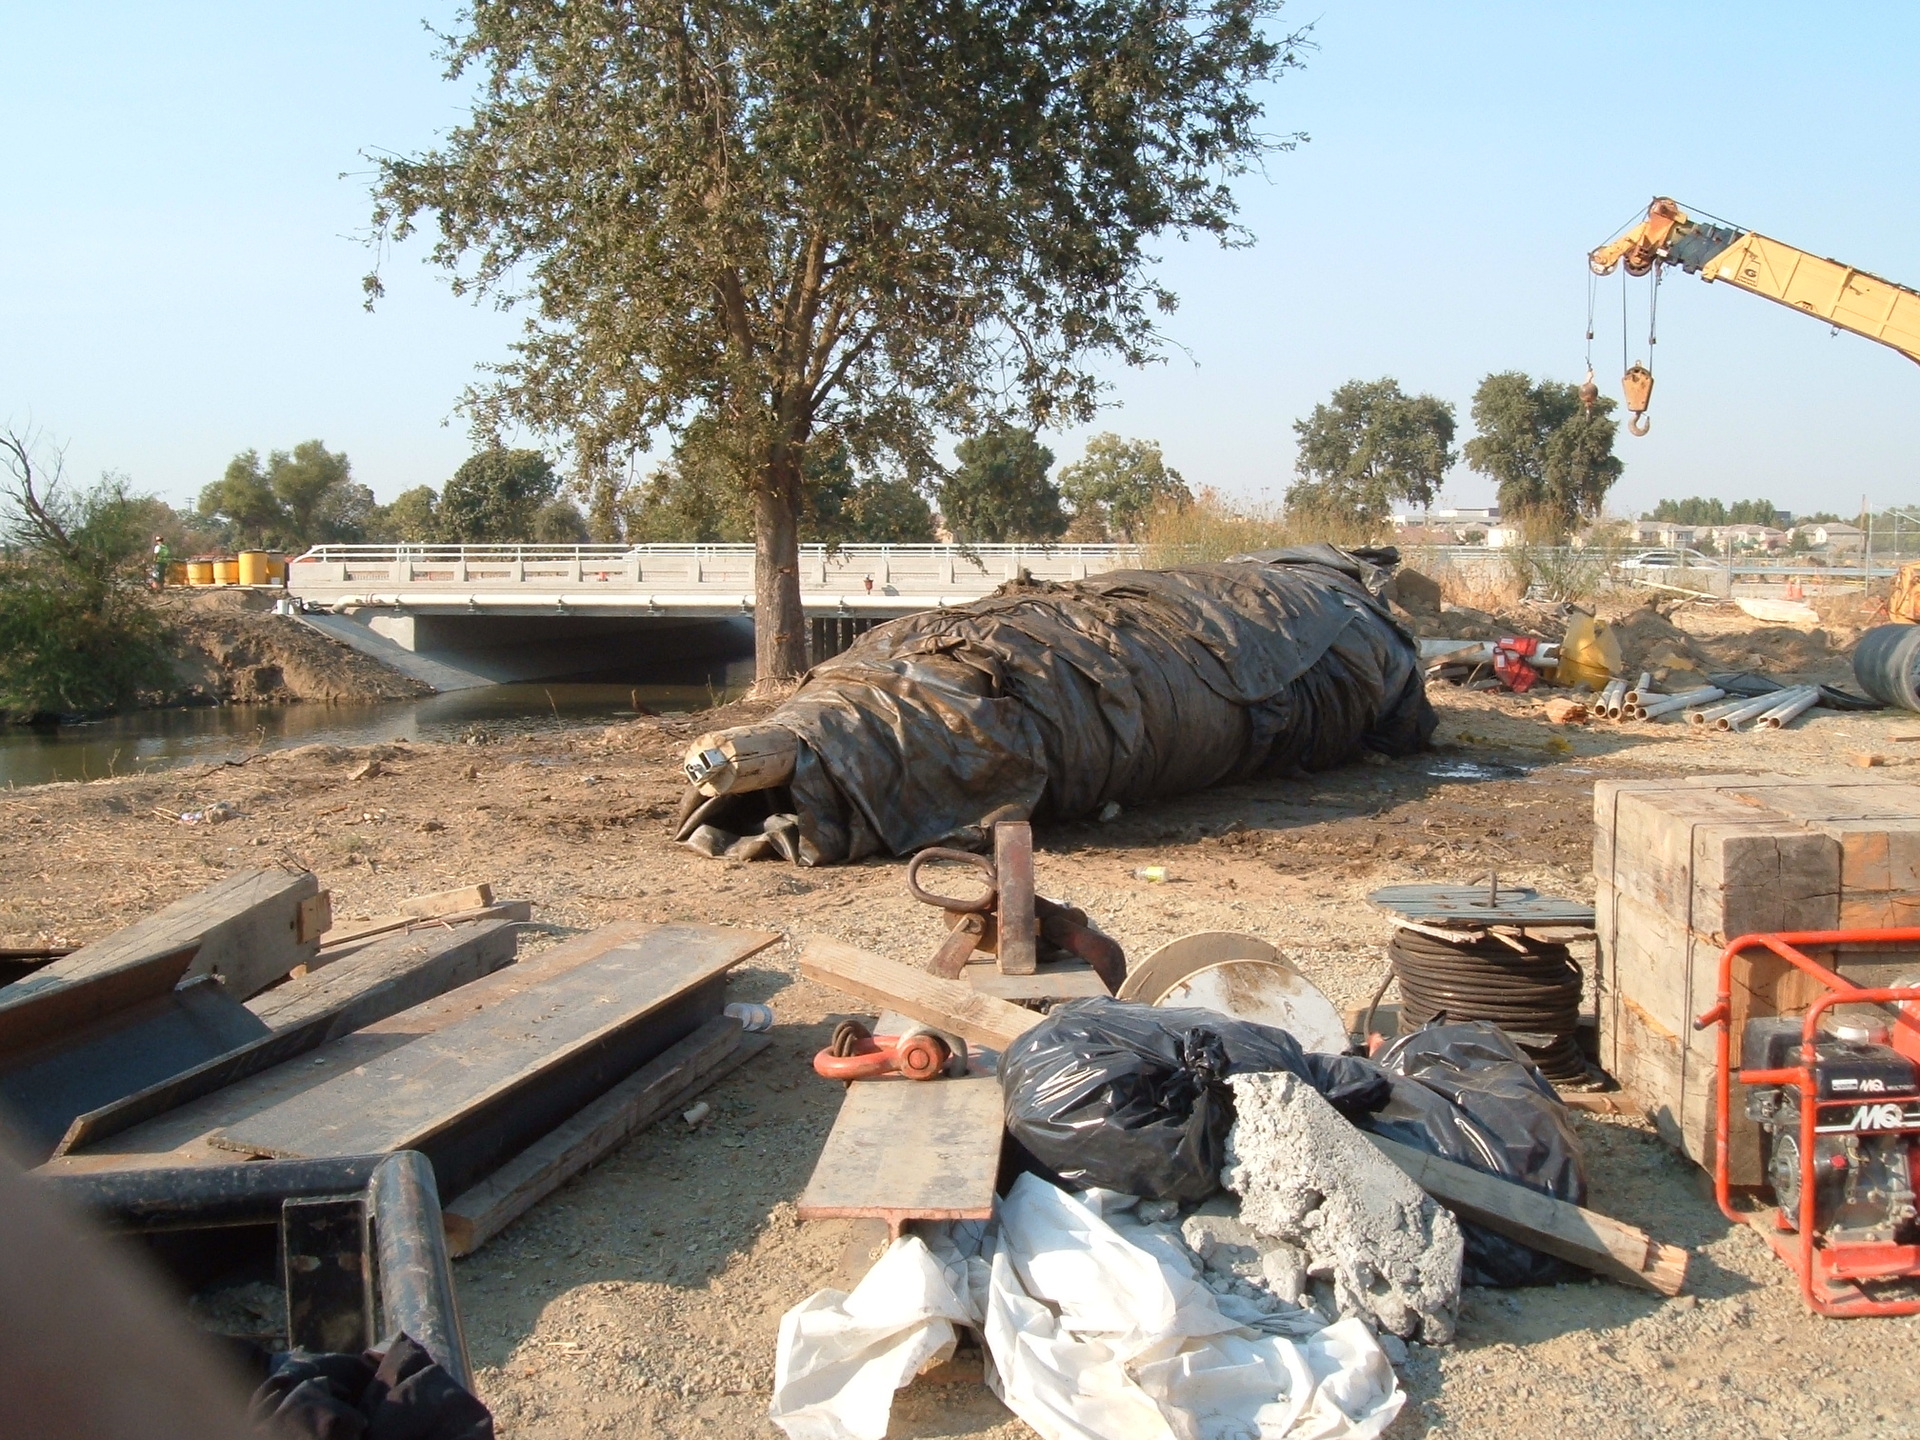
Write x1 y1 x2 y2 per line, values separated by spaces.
770 1173 1402 1440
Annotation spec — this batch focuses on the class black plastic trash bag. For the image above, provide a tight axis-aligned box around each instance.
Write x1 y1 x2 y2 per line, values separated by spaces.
1354 1021 1588 1286
1000 997 1389 1203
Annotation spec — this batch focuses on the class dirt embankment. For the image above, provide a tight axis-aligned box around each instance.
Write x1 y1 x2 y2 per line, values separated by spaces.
158 589 428 706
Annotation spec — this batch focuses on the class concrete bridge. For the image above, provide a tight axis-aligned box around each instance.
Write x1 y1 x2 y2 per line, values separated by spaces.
287 543 1141 689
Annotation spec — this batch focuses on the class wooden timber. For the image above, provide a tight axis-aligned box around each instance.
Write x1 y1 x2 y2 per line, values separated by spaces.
441 1016 769 1255
40 919 663 1175
1366 1133 1688 1296
799 937 1042 1052
10 868 326 1004
1594 775 1920 1180
207 923 776 1197
798 1076 1005 1236
56 920 520 1156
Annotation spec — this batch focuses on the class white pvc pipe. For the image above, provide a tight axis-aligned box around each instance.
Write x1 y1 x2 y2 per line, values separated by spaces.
1759 688 1823 729
1690 694 1760 725
1639 686 1724 720
1717 689 1804 731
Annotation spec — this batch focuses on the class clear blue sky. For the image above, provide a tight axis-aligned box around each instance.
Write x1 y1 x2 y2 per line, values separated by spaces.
4 2 1917 519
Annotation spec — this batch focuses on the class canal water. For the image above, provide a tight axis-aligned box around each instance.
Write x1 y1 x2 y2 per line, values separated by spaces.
0 659 755 789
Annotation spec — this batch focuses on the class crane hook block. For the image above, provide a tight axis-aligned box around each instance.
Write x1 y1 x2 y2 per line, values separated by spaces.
1578 368 1600 415
1621 363 1653 435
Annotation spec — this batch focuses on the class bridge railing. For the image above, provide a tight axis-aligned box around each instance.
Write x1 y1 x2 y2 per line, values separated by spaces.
291 542 1144 591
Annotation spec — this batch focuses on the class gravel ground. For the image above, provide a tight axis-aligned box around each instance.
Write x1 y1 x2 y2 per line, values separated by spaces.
11 657 1920 1438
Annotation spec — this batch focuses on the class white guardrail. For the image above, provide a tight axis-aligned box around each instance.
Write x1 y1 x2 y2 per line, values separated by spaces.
287 543 1147 614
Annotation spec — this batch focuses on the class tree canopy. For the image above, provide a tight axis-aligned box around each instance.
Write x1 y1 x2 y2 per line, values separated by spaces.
1286 378 1455 524
197 441 370 550
1462 372 1622 535
1645 496 1779 526
940 427 1067 543
0 431 170 717
438 449 563 542
365 0 1306 680
1058 434 1190 540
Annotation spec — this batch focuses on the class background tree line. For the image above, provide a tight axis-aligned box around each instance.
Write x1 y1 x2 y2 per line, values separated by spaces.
1285 371 1625 539
168 429 1193 553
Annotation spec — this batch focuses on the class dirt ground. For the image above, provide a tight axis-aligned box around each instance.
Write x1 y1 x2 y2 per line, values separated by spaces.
159 588 431 706
10 612 1920 1438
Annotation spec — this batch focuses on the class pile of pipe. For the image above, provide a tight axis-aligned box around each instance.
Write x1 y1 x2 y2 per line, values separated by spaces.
678 545 1437 865
1588 672 1821 730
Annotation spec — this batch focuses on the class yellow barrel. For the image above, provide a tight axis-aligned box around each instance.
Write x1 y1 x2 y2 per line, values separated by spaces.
187 559 214 585
237 551 271 585
165 561 189 585
213 558 240 585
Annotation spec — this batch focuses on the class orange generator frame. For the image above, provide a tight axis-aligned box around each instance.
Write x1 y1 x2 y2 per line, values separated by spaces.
1695 928 1920 1317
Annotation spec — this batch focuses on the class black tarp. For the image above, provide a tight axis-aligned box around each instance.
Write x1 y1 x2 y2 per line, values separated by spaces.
737 546 1435 865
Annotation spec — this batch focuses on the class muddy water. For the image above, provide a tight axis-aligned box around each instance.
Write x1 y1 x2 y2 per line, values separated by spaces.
0 661 754 789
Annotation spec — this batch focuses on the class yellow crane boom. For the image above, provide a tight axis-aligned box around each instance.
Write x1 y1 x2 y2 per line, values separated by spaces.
1591 197 1920 365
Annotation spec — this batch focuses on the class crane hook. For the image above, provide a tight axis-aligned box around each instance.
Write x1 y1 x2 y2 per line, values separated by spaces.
1578 368 1600 415
1621 363 1653 436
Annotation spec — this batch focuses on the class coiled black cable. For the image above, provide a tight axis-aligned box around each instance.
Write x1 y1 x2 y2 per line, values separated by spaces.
1388 925 1589 1082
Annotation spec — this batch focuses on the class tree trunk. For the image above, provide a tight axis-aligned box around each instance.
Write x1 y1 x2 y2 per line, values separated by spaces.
752 456 808 686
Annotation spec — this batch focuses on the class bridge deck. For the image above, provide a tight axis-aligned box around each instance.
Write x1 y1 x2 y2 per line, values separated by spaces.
289 543 1143 617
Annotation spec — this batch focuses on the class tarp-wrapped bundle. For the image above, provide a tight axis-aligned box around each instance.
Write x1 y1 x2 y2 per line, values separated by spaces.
684 545 1436 865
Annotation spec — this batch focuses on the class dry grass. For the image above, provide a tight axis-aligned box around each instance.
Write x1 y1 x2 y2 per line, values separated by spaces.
1138 488 1379 568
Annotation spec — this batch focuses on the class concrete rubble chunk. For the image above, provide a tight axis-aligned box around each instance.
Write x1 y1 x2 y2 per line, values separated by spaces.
1224 1070 1463 1343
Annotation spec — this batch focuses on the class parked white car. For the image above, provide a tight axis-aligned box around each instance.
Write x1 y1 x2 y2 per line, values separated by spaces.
1615 548 1719 572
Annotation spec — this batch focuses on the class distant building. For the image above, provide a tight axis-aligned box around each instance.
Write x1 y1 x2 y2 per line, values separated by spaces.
1794 522 1863 554
1711 523 1785 551
1389 506 1500 543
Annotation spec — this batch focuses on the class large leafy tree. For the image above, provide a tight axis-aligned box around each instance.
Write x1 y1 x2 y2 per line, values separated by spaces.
0 431 170 717
940 427 1066 543
1287 378 1455 524
439 449 562 542
1463 372 1622 535
1059 433 1189 540
197 441 370 549
364 0 1306 682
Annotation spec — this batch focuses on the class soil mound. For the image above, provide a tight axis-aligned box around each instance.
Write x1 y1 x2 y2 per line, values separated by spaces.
159 590 428 705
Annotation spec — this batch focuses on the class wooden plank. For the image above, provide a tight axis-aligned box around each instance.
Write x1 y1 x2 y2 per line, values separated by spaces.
54 920 521 1156
18 868 322 1002
441 1017 769 1256
208 924 777 1196
315 901 531 957
965 958 1109 1002
249 920 518 1032
401 883 494 919
1364 1133 1688 1296
798 1076 1004 1235
0 978 271 1161
39 918 667 1174
799 937 1042 1052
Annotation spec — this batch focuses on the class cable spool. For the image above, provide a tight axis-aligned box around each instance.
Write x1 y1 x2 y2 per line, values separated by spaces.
1387 926 1588 1082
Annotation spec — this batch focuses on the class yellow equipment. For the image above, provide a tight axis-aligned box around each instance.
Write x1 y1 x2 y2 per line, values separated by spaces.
1889 562 1920 624
1589 197 1920 432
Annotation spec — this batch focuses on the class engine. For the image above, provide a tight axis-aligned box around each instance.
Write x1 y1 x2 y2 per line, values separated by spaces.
1742 1015 1920 1244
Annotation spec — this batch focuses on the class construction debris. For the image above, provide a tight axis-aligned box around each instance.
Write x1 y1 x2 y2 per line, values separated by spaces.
1225 1070 1463 1342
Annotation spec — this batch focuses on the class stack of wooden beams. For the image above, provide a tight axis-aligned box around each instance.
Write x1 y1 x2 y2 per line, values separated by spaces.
1595 775 1920 1181
8 871 775 1253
